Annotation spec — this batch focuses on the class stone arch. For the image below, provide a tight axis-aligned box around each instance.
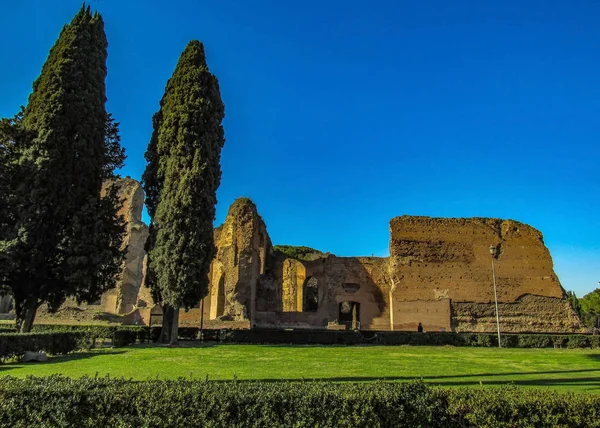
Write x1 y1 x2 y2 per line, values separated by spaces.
215 274 226 317
303 277 319 312
282 259 306 312
210 261 226 319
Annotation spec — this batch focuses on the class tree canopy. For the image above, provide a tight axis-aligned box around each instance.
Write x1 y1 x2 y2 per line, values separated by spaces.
0 5 126 332
581 289 600 328
143 40 225 342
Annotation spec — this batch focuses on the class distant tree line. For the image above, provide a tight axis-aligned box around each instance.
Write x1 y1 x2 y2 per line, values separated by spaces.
567 289 600 330
0 4 225 340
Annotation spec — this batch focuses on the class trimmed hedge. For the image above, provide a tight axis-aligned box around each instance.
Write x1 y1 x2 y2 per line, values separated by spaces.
31 324 151 346
0 377 598 427
208 329 600 349
0 332 86 361
7 324 600 349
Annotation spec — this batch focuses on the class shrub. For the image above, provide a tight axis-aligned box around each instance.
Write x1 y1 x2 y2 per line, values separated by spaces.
517 334 552 348
0 332 86 361
552 335 568 348
0 378 598 427
273 245 330 261
462 333 494 347
112 330 137 347
32 324 152 346
567 335 590 349
445 385 600 427
500 334 519 348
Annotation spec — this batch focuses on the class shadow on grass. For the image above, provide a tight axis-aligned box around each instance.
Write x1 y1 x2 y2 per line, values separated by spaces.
209 367 600 389
0 350 126 374
425 377 600 388
220 374 600 390
130 341 218 349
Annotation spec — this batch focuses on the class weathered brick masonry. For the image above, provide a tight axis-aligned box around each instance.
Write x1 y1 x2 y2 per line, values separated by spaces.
10 178 580 333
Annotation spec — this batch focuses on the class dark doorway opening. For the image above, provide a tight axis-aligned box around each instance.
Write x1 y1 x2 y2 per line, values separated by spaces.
303 277 319 312
339 301 360 329
216 274 226 317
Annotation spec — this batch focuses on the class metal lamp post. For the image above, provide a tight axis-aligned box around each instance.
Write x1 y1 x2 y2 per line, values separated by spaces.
489 245 501 348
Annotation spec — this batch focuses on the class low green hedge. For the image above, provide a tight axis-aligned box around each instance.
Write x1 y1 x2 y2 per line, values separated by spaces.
0 377 598 427
210 329 600 349
31 324 148 342
7 324 600 349
0 332 86 361
30 324 151 347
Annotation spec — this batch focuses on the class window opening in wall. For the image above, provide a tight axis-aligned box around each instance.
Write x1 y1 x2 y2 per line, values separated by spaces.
342 283 360 293
303 277 319 312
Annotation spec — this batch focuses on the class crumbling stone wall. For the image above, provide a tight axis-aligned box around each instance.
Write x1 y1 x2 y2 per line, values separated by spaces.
98 177 149 314
389 216 565 303
256 255 391 330
452 295 582 332
206 198 271 323
20 177 150 324
389 216 582 332
28 181 581 333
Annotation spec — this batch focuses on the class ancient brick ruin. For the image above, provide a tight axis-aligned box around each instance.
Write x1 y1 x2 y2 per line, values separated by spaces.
1 178 582 332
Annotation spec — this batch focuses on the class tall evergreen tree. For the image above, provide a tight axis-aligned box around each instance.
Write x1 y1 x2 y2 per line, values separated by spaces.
566 290 582 319
0 5 126 332
0 111 31 298
142 40 225 344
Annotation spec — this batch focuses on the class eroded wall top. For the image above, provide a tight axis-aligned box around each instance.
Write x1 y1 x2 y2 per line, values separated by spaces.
389 216 565 303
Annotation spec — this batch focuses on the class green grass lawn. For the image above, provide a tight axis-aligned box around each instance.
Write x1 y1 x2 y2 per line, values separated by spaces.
2 343 599 393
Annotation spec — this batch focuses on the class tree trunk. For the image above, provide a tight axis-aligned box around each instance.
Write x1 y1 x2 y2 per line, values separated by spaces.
160 304 173 344
17 298 39 333
170 307 179 346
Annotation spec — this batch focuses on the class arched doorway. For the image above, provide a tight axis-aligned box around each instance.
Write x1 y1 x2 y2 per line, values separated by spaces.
216 274 226 317
339 301 360 329
303 277 319 312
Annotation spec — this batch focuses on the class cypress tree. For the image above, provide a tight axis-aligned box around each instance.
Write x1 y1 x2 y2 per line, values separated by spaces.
0 5 126 332
142 40 225 344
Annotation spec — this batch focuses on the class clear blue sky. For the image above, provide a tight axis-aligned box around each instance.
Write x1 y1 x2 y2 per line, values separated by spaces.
1 1 598 296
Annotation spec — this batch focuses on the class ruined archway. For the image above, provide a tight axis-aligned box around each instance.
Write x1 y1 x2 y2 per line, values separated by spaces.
303 277 319 312
216 274 226 317
339 301 360 329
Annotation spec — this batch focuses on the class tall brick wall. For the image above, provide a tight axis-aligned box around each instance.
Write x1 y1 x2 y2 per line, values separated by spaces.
389 216 565 303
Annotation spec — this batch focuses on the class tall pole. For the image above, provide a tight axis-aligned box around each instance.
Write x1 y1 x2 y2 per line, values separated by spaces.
200 297 205 341
490 245 501 348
